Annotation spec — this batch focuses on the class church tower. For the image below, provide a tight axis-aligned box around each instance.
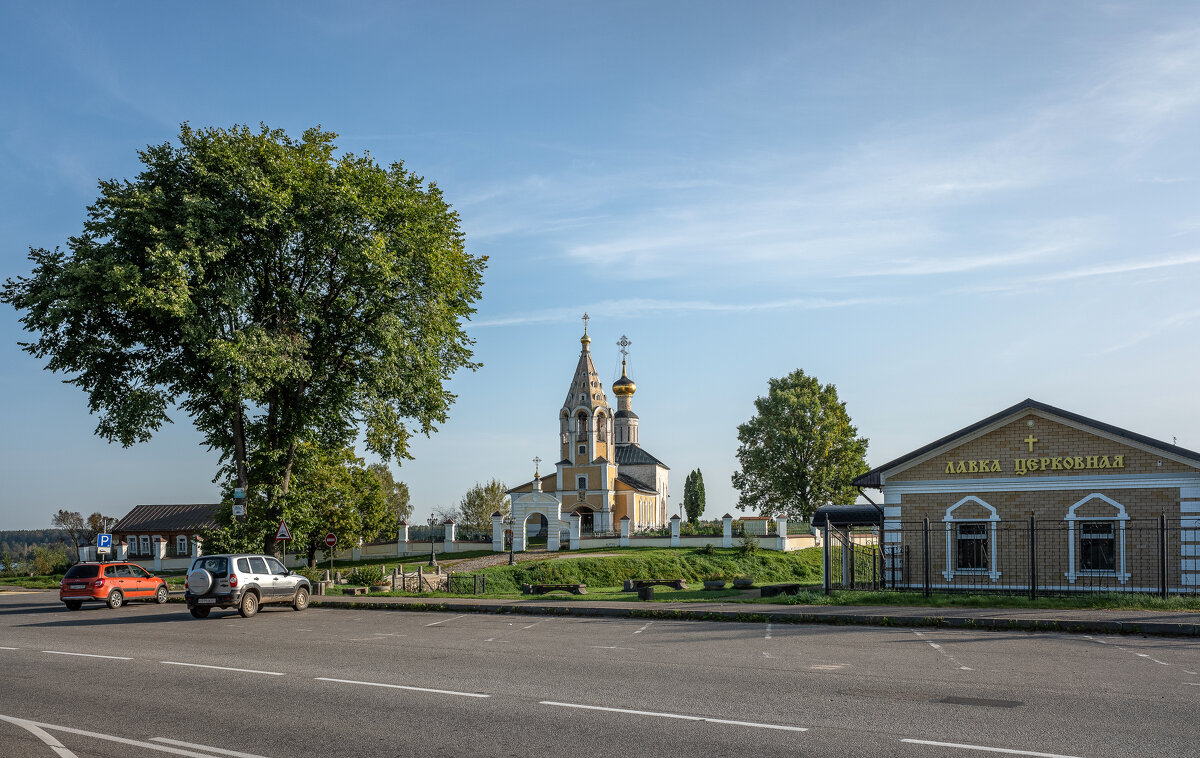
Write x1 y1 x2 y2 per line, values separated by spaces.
612 335 638 445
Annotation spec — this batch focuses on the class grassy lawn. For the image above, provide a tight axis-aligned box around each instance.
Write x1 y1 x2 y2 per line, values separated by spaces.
0 575 62 590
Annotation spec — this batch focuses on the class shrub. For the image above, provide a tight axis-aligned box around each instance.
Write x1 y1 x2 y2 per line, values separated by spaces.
737 533 759 557
295 566 323 583
347 565 385 586
697 543 716 556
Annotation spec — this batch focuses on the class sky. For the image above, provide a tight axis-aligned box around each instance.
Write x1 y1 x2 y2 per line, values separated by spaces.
3 2 1200 530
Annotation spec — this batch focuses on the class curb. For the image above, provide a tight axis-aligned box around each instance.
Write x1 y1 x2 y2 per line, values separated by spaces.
307 597 1200 637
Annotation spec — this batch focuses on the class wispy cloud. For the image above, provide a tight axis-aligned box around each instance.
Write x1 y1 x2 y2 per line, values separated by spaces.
471 294 902 328
1099 308 1200 354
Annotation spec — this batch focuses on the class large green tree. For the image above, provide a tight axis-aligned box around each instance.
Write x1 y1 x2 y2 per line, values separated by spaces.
731 370 868 520
51 510 118 560
3 124 485 554
456 479 508 537
368 463 412 527
683 469 706 523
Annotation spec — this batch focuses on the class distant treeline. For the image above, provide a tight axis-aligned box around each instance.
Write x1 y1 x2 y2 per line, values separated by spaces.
0 529 69 556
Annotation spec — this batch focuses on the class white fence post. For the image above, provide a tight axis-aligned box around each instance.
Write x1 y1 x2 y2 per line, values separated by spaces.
492 512 505 552
443 519 456 554
153 537 165 571
398 521 409 556
776 516 788 552
722 513 733 548
670 515 681 547
619 516 630 547
569 514 581 550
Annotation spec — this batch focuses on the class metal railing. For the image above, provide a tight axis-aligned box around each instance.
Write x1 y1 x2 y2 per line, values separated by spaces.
823 516 1199 598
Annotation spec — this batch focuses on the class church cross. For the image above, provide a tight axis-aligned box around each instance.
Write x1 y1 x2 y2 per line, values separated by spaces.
581 312 589 335
532 455 541 477
1023 434 1038 453
617 334 632 358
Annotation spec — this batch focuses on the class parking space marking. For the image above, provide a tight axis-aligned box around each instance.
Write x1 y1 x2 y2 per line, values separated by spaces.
900 738 1082 757
913 631 973 671
765 623 772 639
424 614 466 627
1084 635 1173 667
161 661 285 676
42 650 132 661
0 715 264 758
591 645 634 651
633 621 653 635
150 737 278 757
0 646 19 650
539 701 807 732
0 714 78 758
314 676 490 698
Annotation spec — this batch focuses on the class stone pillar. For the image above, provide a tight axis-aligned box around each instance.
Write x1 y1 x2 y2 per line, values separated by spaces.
569 513 581 550
670 515 681 547
722 513 733 548
443 519 456 554
546 521 561 552
492 512 505 552
776 516 789 552
152 536 166 571
619 516 630 547
513 516 527 553
398 521 409 556
352 543 362 561
117 542 129 560
191 537 203 559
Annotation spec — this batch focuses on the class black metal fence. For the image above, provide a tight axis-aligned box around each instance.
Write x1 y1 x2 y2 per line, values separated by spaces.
823 516 1200 598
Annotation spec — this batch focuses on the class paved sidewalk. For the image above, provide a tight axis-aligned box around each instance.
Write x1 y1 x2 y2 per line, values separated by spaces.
309 592 1200 637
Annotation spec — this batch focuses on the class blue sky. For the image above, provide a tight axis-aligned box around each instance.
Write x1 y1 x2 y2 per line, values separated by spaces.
3 2 1200 529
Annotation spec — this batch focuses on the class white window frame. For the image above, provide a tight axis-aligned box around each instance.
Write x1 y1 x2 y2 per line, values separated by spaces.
1064 493 1130 584
942 496 1001 581
140 535 151 554
176 535 188 555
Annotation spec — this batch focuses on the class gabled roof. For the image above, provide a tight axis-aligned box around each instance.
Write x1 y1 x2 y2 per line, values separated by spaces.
505 474 557 495
853 398 1200 488
614 443 668 469
113 503 220 533
616 472 657 493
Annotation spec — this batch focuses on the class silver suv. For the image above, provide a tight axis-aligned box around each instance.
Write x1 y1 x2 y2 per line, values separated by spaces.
185 554 311 619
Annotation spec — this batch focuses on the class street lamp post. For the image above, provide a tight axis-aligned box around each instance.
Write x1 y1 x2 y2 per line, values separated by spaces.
427 516 438 568
503 514 516 565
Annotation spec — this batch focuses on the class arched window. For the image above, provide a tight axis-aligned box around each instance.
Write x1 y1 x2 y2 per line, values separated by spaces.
1064 494 1130 584
941 496 1001 581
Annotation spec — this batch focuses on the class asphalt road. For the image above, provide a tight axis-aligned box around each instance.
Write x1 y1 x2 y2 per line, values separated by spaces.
0 591 1197 758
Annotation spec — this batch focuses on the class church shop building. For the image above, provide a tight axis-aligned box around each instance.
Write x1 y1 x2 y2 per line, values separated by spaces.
853 399 1200 593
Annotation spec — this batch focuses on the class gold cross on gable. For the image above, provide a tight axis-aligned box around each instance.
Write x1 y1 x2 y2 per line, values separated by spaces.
1023 434 1038 453
532 455 541 477
581 312 589 335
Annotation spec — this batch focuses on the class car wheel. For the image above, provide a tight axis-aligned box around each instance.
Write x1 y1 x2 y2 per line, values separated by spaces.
237 591 259 618
293 587 309 611
155 585 169 604
106 590 124 609
189 607 211 619
63 600 82 611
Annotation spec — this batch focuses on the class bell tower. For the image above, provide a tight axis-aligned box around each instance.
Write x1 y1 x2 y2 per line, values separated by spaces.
612 334 638 445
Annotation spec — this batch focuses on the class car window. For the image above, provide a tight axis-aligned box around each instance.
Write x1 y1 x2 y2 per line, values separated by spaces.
248 557 269 574
236 558 250 573
64 565 99 579
193 557 227 577
265 558 288 575
127 565 150 578
106 565 130 578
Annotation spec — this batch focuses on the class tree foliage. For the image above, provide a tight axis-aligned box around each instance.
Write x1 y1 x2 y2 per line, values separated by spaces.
456 479 508 536
682 469 706 523
2 124 485 554
368 463 411 527
51 510 117 560
731 369 868 520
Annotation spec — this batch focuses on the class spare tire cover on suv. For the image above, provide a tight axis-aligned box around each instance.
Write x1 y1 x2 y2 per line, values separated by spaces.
188 568 214 595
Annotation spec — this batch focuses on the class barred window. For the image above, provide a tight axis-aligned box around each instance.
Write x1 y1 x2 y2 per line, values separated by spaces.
955 522 988 571
1080 522 1115 572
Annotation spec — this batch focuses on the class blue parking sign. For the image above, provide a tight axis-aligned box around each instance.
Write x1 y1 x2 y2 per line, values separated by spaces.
97 533 112 548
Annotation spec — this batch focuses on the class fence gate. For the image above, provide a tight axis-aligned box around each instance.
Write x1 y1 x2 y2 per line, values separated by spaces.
822 524 881 593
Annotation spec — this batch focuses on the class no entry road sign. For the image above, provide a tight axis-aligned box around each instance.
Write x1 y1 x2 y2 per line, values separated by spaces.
325 533 337 547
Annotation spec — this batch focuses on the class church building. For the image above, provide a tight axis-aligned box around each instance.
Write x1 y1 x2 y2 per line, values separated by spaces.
507 317 669 548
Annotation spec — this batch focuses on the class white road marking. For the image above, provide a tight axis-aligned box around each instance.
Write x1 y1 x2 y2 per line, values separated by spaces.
810 664 847 671
0 715 261 757
765 623 772 639
314 676 489 698
161 661 284 676
42 650 132 660
1086 635 1171 667
1183 682 1200 686
0 646 19 650
1185 670 1198 675
540 701 807 732
522 621 542 629
913 631 972 671
590 645 634 650
0 715 78 758
1135 653 1170 666
633 621 653 634
763 652 776 659
150 737 278 757
425 614 466 627
900 738 1083 757
484 638 507 643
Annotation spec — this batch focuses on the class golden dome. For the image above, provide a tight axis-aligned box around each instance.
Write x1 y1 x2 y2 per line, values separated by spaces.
612 361 636 396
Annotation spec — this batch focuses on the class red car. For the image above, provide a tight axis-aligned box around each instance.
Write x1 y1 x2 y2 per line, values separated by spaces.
59 562 170 610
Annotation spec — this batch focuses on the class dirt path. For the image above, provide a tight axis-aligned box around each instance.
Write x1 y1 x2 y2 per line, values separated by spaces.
440 550 619 573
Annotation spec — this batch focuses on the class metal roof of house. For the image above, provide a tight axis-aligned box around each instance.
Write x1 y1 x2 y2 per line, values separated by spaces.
811 504 883 528
853 398 1200 489
112 503 220 533
616 472 657 493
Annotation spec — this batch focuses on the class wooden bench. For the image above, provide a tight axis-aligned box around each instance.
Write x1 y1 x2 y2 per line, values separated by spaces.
759 583 803 598
623 578 688 591
521 583 587 595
